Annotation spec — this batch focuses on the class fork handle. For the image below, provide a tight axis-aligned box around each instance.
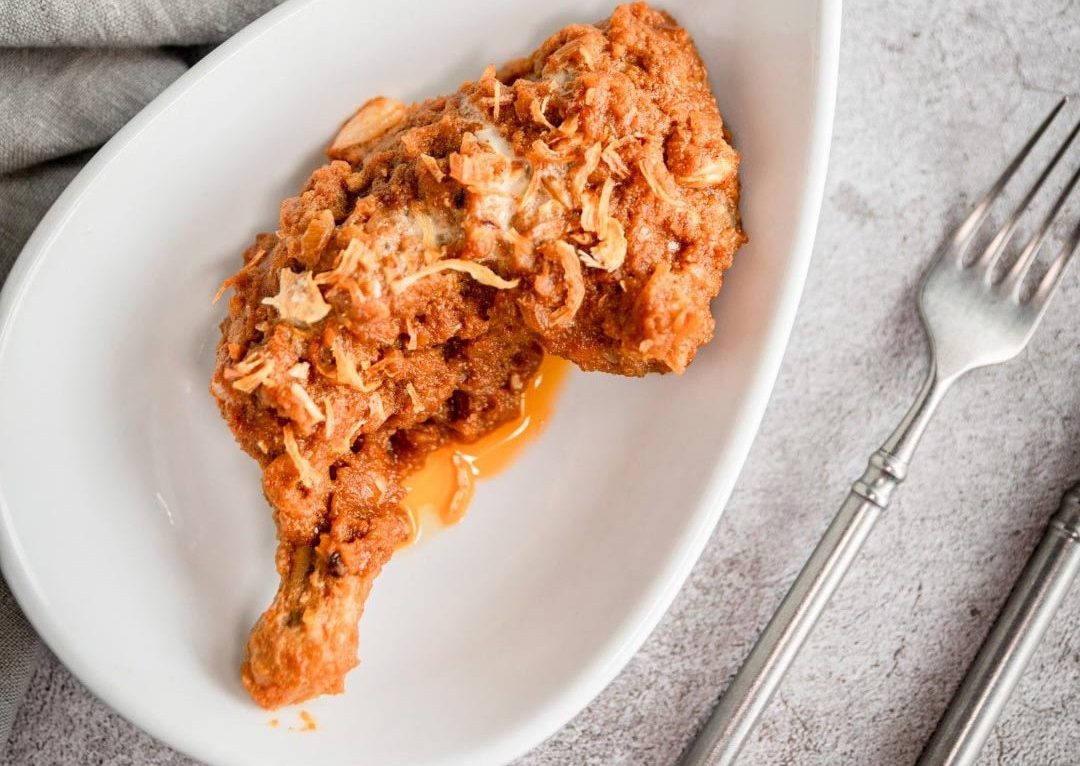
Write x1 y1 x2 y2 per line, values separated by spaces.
679 371 951 766
917 484 1080 766
678 456 900 766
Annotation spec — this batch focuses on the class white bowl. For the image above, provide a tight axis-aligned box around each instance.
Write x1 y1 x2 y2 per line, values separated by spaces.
0 1 839 764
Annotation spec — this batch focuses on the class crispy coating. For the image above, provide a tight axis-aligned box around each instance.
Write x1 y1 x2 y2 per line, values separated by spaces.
211 2 743 709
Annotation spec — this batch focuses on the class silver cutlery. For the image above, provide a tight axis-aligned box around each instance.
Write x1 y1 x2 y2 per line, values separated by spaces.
917 481 1080 766
679 97 1080 766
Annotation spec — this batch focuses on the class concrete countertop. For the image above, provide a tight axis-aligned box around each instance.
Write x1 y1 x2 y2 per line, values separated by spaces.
6 2 1079 764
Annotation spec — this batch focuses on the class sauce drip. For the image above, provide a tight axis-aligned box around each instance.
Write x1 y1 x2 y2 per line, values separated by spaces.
295 710 317 732
402 355 570 544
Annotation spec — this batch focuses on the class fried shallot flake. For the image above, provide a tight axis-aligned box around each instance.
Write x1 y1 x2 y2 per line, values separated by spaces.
390 259 519 293
677 156 736 188
638 156 686 208
418 153 445 181
282 424 319 489
329 97 407 157
262 269 331 326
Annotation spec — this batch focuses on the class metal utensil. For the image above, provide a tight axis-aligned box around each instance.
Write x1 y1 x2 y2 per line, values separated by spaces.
917 482 1080 766
679 98 1080 766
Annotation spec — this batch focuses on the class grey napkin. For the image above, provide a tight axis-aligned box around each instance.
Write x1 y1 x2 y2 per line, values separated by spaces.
0 0 283 755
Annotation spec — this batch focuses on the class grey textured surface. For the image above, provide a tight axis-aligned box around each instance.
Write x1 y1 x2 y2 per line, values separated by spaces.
5 1 1080 765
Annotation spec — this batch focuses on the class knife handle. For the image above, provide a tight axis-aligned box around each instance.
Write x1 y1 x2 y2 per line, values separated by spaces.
917 482 1080 766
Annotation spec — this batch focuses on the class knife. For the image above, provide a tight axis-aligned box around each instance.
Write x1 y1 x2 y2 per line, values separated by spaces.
917 480 1080 766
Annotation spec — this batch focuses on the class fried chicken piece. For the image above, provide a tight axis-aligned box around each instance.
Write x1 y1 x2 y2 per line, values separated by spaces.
211 2 744 709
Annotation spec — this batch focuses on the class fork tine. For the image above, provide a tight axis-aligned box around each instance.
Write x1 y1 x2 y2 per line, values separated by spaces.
976 113 1080 272
1034 211 1080 304
949 97 1066 266
1004 159 1080 300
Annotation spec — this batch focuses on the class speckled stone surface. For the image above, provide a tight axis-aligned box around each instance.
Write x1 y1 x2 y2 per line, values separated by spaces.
6 2 1080 764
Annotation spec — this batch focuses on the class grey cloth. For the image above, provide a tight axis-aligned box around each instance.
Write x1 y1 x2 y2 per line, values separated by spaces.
0 1 282 758
0 48 188 173
0 581 42 765
0 0 283 47
0 152 86 279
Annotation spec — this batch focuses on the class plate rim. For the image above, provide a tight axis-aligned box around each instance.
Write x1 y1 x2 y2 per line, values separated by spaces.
0 1 842 763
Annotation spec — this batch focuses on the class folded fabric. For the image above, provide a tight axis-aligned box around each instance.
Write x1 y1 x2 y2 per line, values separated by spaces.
0 0 282 47
0 48 188 174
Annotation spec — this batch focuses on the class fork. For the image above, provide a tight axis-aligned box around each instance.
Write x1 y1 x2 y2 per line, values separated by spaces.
679 98 1080 766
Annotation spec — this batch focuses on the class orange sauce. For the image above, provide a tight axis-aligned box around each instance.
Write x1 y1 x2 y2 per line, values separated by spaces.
294 710 317 732
402 354 570 544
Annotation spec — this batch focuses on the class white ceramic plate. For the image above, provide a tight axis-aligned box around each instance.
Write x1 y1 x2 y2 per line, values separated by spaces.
0 1 838 764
